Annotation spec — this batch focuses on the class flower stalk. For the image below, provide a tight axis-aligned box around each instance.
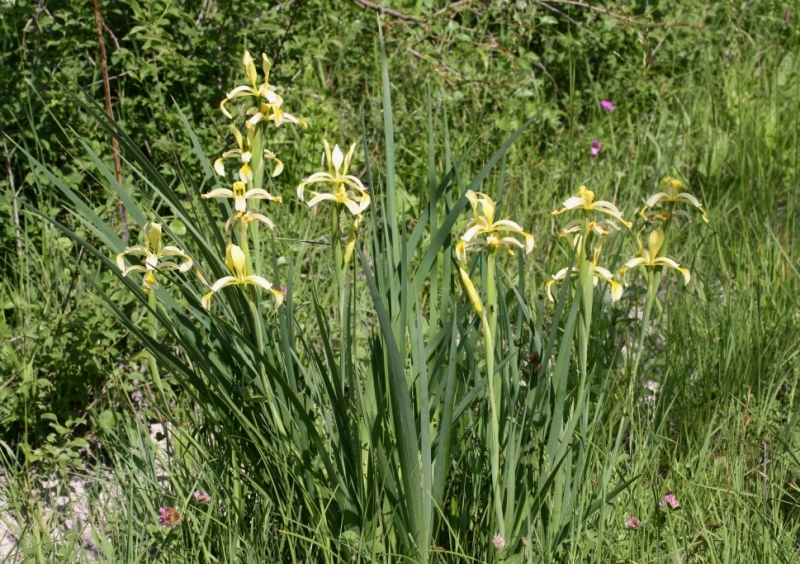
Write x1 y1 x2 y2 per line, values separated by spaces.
456 190 534 540
484 253 504 539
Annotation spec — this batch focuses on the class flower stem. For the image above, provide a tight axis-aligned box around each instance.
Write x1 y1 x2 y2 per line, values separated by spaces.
147 289 164 397
331 204 350 407
332 204 346 324
485 253 504 537
629 270 660 394
629 202 674 390
251 124 266 191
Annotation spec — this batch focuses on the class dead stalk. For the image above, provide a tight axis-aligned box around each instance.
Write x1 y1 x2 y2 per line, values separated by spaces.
91 0 128 245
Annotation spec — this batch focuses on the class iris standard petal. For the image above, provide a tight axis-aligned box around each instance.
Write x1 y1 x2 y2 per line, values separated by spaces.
343 143 357 173
465 190 480 216
331 144 344 174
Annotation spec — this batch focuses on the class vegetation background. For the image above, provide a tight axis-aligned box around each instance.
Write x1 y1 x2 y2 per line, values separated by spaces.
2 0 800 562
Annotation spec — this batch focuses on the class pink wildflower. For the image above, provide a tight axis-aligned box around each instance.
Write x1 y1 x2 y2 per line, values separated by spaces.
600 100 616 111
492 533 506 550
159 506 181 527
591 138 601 158
659 492 680 509
625 515 642 529
784 10 791 24
193 490 212 504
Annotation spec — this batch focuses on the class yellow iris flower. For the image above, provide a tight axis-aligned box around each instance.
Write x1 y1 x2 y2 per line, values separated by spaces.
225 210 276 232
297 140 370 215
544 236 622 302
552 185 632 228
213 125 283 180
558 218 621 238
619 227 691 285
246 92 307 129
202 181 281 213
640 176 709 223
219 51 306 127
455 190 534 263
116 222 192 290
201 244 284 310
220 51 277 119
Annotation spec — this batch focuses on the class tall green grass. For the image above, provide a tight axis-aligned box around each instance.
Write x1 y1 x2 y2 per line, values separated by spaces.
4 2 800 563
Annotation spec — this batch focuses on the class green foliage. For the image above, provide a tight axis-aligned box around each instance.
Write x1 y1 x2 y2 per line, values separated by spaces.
3 0 800 562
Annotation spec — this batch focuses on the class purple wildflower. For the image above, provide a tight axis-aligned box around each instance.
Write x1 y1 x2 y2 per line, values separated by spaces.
600 100 616 111
785 10 791 24
659 492 680 509
591 138 601 158
159 506 181 527
193 490 212 504
625 515 642 529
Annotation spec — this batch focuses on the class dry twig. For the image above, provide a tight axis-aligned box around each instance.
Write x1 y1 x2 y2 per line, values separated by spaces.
91 0 128 244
